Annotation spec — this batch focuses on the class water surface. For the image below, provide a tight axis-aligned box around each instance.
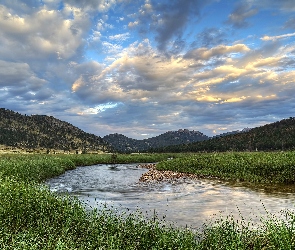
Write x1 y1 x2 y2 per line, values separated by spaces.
46 164 295 230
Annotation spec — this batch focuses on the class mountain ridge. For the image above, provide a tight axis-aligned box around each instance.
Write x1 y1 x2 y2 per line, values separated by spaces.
153 117 295 152
0 108 110 153
1 107 294 153
103 129 208 153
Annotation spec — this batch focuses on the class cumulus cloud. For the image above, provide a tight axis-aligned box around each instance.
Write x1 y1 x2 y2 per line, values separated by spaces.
0 5 90 61
71 38 295 130
0 1 96 118
72 39 197 104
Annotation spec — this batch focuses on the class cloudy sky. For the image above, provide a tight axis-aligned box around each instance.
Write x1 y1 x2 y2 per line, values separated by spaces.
1 0 295 139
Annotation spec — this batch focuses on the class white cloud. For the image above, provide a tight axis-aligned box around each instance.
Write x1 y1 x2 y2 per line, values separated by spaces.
64 0 116 12
185 44 250 60
128 21 139 28
261 32 295 41
109 32 130 42
102 41 123 55
0 6 90 60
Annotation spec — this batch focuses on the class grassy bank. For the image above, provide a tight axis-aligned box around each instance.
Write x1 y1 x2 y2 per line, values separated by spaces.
0 153 178 183
0 176 198 249
0 153 295 249
0 153 199 249
157 151 295 184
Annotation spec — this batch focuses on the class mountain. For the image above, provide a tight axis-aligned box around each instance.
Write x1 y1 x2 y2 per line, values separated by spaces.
103 129 208 153
212 128 251 138
3 107 294 154
153 117 295 153
0 108 110 152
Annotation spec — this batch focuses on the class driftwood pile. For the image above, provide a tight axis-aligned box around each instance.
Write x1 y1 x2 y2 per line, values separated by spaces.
137 163 198 182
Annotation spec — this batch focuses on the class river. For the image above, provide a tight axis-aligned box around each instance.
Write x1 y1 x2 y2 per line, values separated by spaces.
46 163 295 230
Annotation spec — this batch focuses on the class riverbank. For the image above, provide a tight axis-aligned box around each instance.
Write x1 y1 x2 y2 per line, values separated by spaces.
156 151 295 184
0 154 199 249
1 153 295 249
138 151 295 187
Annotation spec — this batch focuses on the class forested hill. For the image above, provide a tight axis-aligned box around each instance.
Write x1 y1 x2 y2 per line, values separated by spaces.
153 117 295 153
103 129 208 153
0 108 110 152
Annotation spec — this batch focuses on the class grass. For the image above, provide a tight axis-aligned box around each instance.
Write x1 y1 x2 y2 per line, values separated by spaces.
0 153 179 183
0 176 198 249
0 153 199 249
197 211 295 250
157 151 295 184
0 152 295 249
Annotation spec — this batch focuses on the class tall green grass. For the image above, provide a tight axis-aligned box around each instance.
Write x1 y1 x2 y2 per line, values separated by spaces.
0 153 199 249
157 151 295 184
0 176 199 249
0 153 178 183
1 153 295 249
197 211 295 250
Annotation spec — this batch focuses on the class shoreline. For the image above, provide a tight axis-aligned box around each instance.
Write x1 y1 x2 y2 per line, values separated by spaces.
136 163 295 194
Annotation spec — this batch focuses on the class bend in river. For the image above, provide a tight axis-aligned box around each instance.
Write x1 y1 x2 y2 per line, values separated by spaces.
46 163 295 230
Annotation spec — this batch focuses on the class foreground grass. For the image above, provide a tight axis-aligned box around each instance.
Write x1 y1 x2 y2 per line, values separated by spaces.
157 151 295 184
0 176 198 249
0 153 295 249
0 153 199 249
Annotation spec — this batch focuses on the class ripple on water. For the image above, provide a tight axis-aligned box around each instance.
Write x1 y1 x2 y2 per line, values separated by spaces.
46 163 295 230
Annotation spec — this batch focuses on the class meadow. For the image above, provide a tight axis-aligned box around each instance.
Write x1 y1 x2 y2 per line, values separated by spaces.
0 152 295 249
157 151 295 184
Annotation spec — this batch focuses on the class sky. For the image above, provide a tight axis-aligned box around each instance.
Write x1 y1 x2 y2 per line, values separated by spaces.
1 0 295 139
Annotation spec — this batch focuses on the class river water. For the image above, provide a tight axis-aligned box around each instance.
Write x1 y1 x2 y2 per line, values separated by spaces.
46 163 295 230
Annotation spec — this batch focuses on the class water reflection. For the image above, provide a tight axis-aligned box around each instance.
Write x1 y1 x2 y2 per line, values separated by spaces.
46 164 295 230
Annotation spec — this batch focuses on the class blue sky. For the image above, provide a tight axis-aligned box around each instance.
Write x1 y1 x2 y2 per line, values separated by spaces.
1 0 295 139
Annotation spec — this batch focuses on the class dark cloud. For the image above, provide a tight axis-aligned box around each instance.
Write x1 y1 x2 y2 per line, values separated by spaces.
195 28 228 48
129 0 214 52
0 61 31 86
226 2 258 28
284 18 295 29
168 36 186 55
254 0 295 12
154 1 191 51
154 0 212 51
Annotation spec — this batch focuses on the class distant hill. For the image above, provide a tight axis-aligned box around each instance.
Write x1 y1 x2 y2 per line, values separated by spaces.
212 128 251 138
0 108 110 152
103 129 208 153
2 107 294 154
153 117 295 152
